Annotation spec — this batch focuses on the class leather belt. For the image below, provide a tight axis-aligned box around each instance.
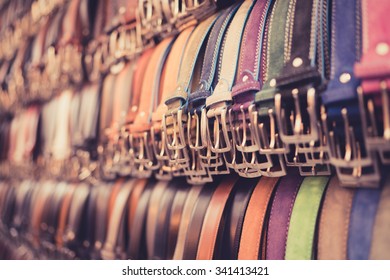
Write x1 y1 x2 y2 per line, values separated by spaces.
251 0 290 177
370 176 390 259
238 176 279 260
321 0 379 187
196 175 239 260
204 0 255 159
129 36 175 177
265 171 301 260
354 0 390 165
146 180 169 259
182 181 217 260
101 179 136 260
229 0 274 177
173 184 203 260
347 187 381 260
218 178 257 260
162 14 217 181
285 176 329 260
150 25 195 179
186 5 237 177
55 184 76 250
274 0 331 175
128 179 148 234
152 180 180 259
127 179 155 259
166 182 190 259
317 176 355 260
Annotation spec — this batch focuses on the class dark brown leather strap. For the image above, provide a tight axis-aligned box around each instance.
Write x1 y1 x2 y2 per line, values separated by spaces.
196 175 239 260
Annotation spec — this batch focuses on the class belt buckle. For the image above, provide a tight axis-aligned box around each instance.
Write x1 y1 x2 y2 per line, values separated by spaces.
97 143 116 180
204 107 231 153
116 129 134 176
248 105 287 177
184 150 214 184
150 125 175 179
358 82 390 164
275 87 319 144
322 105 380 186
129 131 154 178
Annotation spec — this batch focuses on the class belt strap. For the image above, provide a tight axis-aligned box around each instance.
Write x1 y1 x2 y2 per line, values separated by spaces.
128 180 155 259
370 177 390 259
196 175 239 260
182 182 217 260
55 184 76 249
173 185 203 260
146 181 169 259
348 187 381 260
218 178 257 259
128 179 148 233
285 176 329 260
152 181 179 259
317 176 355 260
265 171 302 260
166 183 189 259
101 179 135 259
237 176 278 260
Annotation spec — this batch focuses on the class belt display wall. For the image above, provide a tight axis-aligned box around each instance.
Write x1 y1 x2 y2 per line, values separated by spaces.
0 0 390 260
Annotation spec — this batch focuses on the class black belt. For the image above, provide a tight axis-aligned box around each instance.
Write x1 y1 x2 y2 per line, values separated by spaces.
217 178 257 260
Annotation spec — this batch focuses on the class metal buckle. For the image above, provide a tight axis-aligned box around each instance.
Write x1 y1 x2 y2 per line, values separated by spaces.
150 125 174 180
203 107 231 153
128 131 154 178
275 87 319 144
358 82 390 164
97 144 117 181
115 129 134 176
322 106 380 186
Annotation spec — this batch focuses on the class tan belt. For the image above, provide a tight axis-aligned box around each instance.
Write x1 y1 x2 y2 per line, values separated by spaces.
56 184 76 249
318 176 355 260
238 177 279 260
128 179 148 232
196 175 239 260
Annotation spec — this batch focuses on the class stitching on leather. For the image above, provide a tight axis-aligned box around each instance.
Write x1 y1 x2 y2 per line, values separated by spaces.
284 179 300 258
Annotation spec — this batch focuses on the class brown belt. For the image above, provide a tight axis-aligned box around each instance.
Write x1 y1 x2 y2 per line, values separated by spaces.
318 176 355 260
238 177 279 260
172 184 203 260
55 184 76 249
107 178 125 226
196 175 239 260
128 178 148 232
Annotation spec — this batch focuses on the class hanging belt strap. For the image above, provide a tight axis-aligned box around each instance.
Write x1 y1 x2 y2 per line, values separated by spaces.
196 175 239 260
285 176 329 260
317 176 355 259
354 0 390 164
370 177 390 259
347 187 381 260
204 0 255 154
321 0 379 187
265 171 302 260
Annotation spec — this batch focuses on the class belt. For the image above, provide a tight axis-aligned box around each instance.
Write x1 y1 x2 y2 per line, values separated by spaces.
251 0 290 177
129 36 175 177
152 180 180 259
101 179 136 260
166 182 190 259
204 0 255 158
186 5 238 177
182 181 217 260
274 0 331 175
172 184 203 260
218 178 257 260
128 179 148 234
285 176 329 260
196 175 239 260
347 187 381 260
55 184 76 250
146 180 169 259
321 0 379 187
317 176 355 260
265 171 301 260
354 0 390 165
150 26 195 179
162 14 217 180
229 0 274 177
127 179 155 259
62 183 90 259
370 177 390 259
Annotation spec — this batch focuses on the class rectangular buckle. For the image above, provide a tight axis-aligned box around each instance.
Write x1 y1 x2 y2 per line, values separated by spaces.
358 82 390 164
204 107 231 153
275 87 320 144
128 133 153 178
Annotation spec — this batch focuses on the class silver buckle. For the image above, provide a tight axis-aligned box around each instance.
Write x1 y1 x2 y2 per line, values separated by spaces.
128 131 154 178
203 107 231 153
275 87 319 144
322 105 380 186
150 125 174 180
97 144 117 180
358 82 390 164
